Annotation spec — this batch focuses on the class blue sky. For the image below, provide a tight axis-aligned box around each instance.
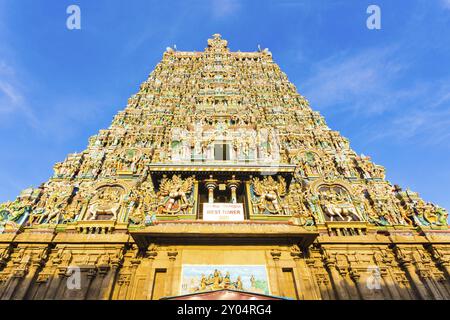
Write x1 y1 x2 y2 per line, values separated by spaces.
0 0 449 211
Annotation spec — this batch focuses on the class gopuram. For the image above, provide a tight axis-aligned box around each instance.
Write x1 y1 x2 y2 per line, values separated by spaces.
0 34 449 300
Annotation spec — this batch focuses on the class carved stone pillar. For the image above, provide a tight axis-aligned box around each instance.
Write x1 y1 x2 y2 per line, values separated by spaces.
438 260 450 279
306 259 331 300
0 273 15 300
87 266 104 300
374 267 396 299
349 268 365 299
0 248 10 272
205 176 218 204
3 268 27 300
417 267 444 300
430 247 450 279
398 258 430 299
127 258 142 299
166 250 178 297
12 257 44 300
67 267 96 300
434 272 450 299
36 250 64 299
87 268 98 298
289 247 304 300
378 255 403 300
270 250 282 296
0 248 12 299
336 264 360 299
92 254 122 300
145 248 158 300
101 257 121 300
317 274 332 300
227 176 240 204
428 246 450 298
114 268 131 300
44 264 65 300
323 255 350 300
291 246 320 300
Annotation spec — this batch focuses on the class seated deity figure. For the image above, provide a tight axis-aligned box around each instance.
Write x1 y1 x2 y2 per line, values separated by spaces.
319 186 361 222
87 186 124 221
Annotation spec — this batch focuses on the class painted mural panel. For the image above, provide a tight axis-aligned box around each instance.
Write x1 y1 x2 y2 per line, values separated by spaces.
180 265 270 295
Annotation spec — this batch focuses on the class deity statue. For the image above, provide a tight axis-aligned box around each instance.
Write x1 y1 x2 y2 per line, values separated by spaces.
303 152 321 176
130 180 157 225
413 200 448 227
0 197 33 231
157 175 195 215
318 186 362 222
87 186 124 221
251 176 287 215
30 184 74 225
334 153 353 177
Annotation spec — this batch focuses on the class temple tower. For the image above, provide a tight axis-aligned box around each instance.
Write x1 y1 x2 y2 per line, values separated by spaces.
0 35 449 300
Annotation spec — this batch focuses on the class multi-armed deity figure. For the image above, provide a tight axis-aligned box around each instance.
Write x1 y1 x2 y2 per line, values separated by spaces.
157 175 195 215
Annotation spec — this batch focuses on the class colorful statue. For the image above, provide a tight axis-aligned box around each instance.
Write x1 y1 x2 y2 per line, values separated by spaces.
251 176 287 215
157 175 194 215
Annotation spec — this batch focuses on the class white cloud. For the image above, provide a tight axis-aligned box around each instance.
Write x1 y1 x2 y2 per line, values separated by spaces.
0 80 22 106
210 0 241 19
301 46 405 116
0 59 38 125
441 0 450 10
374 82 450 145
299 46 450 147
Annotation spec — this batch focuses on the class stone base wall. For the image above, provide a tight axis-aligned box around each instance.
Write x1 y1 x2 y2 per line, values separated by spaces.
1 227 449 300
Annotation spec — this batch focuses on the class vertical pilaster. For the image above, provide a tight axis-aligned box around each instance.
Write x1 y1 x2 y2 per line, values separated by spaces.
398 259 430 299
269 250 282 297
323 254 350 300
100 258 121 300
306 259 331 300
166 250 178 298
290 246 321 300
127 259 142 299
145 248 158 300
7 248 48 300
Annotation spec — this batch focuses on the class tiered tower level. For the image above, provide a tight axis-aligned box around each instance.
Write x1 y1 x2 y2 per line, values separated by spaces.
0 35 449 300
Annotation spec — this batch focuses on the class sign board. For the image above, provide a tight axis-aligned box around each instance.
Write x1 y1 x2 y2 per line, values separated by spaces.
202 203 244 221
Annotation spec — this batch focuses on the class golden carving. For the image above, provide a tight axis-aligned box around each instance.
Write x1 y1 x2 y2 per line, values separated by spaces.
87 185 125 221
157 175 195 215
251 176 287 215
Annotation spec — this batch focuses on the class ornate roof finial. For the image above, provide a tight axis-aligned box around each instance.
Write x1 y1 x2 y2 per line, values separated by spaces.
207 33 228 49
